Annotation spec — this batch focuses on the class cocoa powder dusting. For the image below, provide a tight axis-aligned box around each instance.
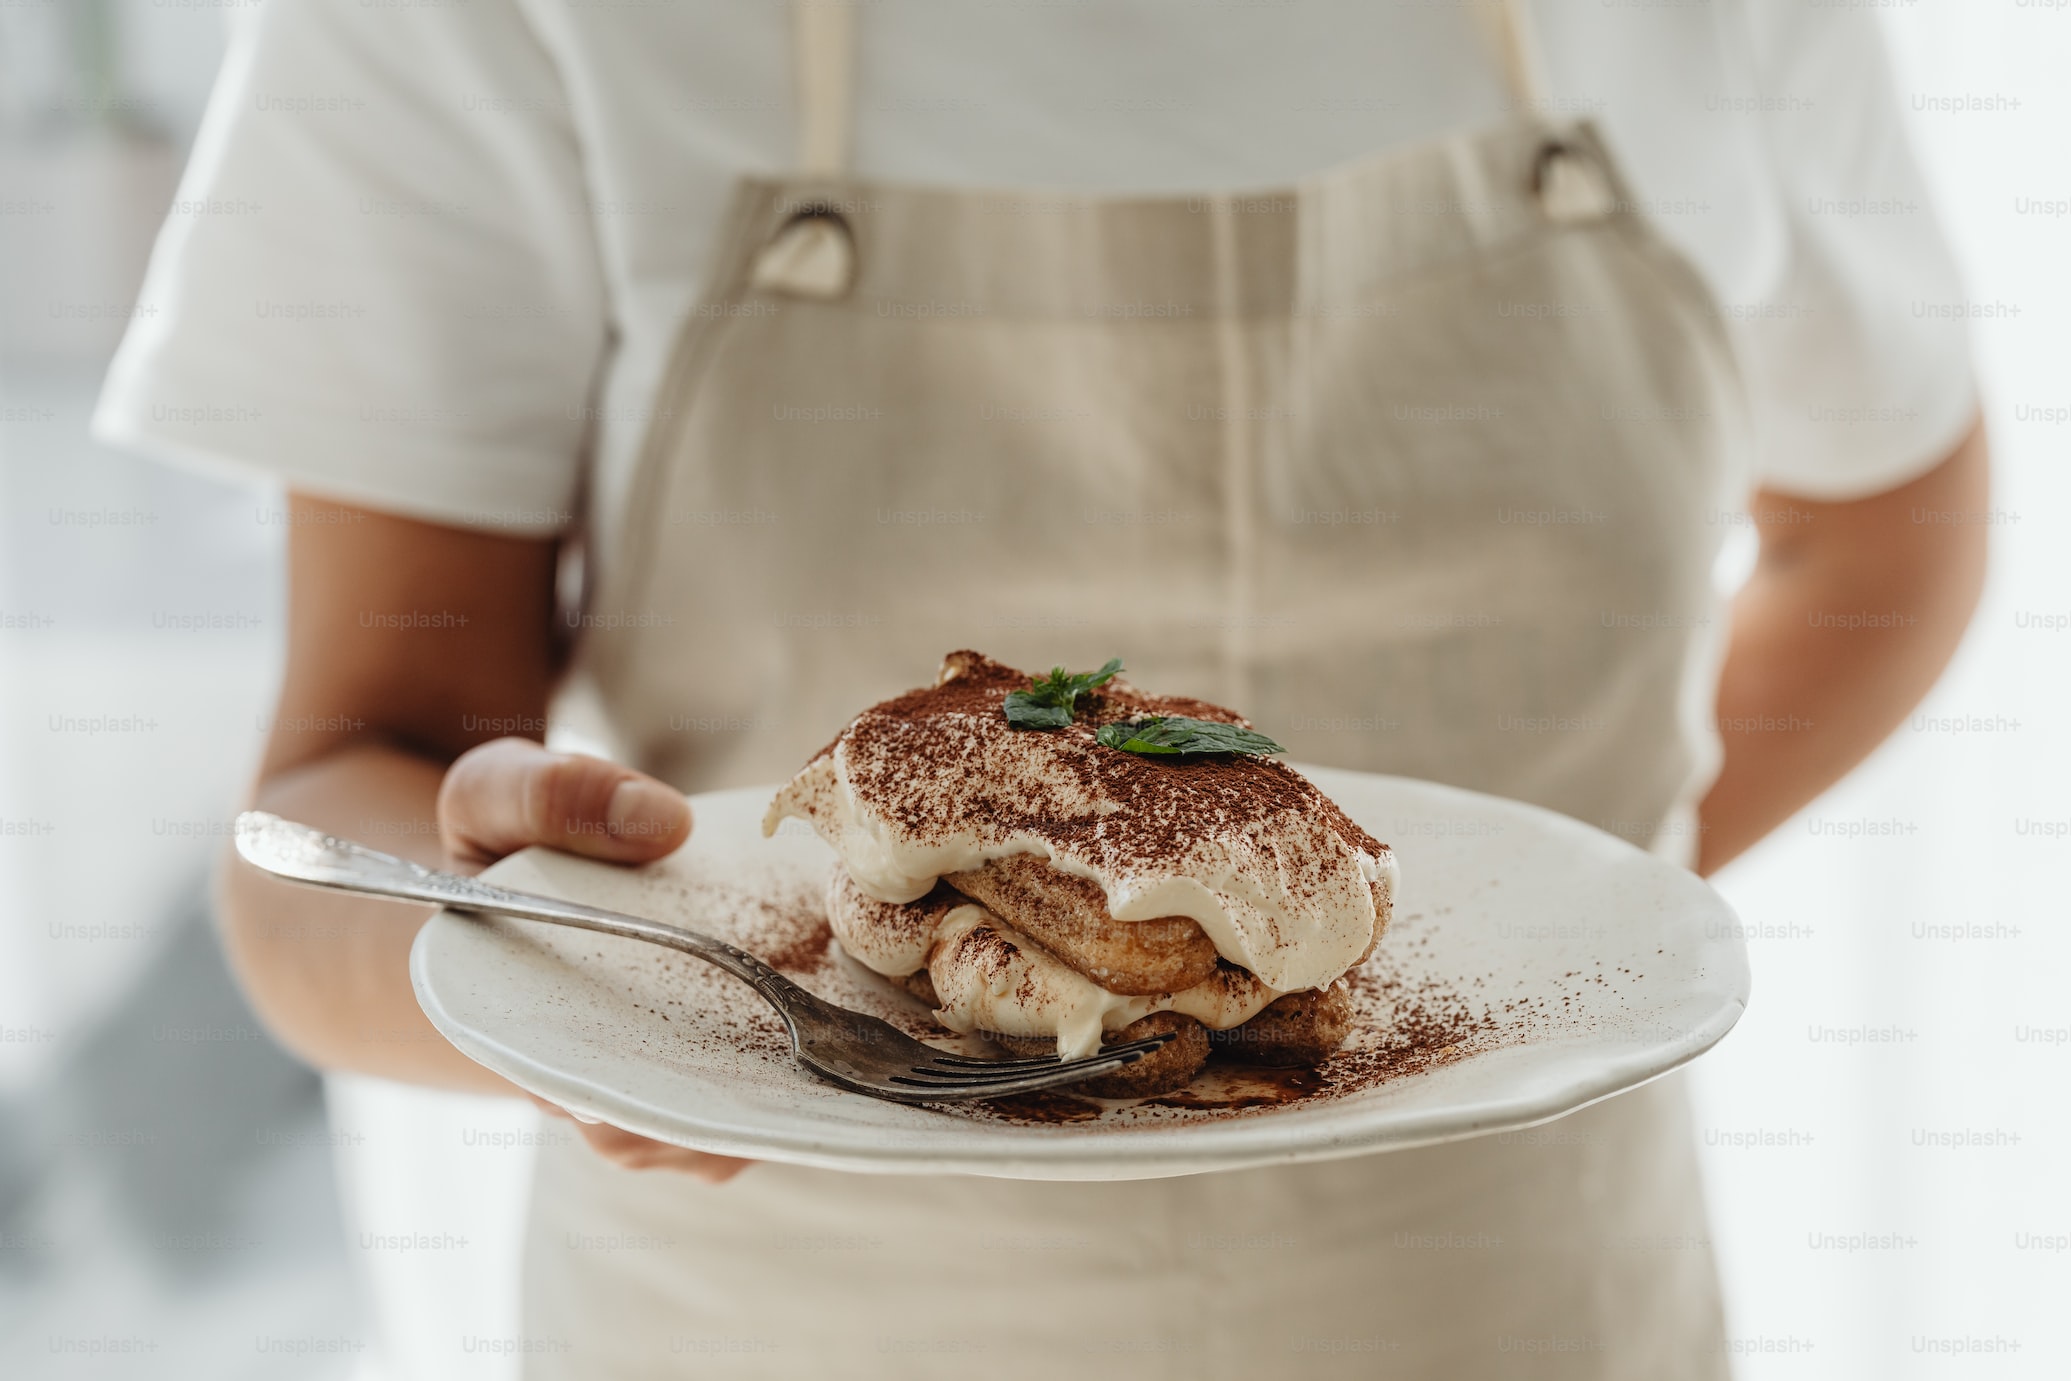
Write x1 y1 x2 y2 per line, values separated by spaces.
584 653 1636 1137
949 903 1527 1127
832 650 1387 877
630 866 1527 1127
532 838 1622 1143
749 652 1553 1124
766 652 1396 989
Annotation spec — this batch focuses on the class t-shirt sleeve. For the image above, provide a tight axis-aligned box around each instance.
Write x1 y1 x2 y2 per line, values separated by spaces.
93 0 607 535
1725 0 1978 500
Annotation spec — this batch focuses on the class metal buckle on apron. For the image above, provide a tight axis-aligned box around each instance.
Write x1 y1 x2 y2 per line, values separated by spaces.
1531 140 1615 225
749 202 858 300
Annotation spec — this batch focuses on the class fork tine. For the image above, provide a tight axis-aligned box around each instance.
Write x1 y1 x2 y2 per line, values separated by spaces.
888 1053 1151 1099
922 1053 1071 1069
917 1034 1173 1072
889 1035 1173 1088
898 1036 1172 1082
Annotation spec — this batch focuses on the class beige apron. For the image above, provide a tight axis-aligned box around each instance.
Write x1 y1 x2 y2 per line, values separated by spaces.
534 2 1749 1374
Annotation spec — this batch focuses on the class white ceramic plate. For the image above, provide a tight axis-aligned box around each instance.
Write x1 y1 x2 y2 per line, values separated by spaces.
411 767 1747 1180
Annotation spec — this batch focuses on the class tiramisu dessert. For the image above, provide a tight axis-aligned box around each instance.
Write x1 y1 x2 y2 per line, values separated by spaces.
763 652 1396 1096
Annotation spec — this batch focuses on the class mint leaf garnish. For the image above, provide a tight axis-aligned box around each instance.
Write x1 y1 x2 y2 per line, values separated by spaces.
1003 658 1123 730
1094 716 1285 757
1002 695 1074 729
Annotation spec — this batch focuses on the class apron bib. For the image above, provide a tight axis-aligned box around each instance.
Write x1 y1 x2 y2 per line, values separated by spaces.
537 3 1749 1375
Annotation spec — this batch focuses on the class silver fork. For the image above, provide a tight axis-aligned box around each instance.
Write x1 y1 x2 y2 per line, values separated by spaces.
233 812 1166 1103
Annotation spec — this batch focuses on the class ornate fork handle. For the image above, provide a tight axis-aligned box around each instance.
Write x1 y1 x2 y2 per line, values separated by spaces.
234 812 812 1012
437 873 803 1003
237 810 1175 1102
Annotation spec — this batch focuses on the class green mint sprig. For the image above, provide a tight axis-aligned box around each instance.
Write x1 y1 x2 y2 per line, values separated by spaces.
1003 658 1123 729
1094 716 1285 757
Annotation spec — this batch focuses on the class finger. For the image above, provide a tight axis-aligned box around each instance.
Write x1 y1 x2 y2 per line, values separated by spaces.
692 1158 753 1184
575 1122 754 1182
439 737 691 867
531 1098 753 1182
528 1095 599 1125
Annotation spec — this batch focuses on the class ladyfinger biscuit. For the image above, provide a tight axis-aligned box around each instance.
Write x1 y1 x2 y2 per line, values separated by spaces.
887 968 939 1007
944 854 1220 996
1208 980 1354 1067
992 1012 1211 1098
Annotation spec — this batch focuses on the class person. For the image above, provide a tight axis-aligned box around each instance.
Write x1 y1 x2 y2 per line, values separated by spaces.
97 0 1985 1374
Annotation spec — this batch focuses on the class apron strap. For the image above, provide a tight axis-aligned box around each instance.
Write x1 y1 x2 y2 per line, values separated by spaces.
1471 0 1548 117
773 0 1602 224
1471 0 1612 222
792 0 856 178
749 0 861 298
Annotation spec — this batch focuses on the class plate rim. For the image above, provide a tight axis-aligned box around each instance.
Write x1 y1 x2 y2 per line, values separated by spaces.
411 769 1750 1179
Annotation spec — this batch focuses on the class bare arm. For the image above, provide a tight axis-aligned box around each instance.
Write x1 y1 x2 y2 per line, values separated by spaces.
1696 416 1989 874
220 494 741 1176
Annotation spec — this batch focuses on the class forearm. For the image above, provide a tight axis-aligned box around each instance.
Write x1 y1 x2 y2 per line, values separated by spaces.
1696 417 1988 874
220 739 520 1095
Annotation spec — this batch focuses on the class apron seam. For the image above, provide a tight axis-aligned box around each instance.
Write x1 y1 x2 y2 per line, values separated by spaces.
585 180 778 700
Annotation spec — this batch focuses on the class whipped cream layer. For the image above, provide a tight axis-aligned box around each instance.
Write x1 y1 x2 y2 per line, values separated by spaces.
825 872 1278 1060
767 650 1395 993
823 868 953 978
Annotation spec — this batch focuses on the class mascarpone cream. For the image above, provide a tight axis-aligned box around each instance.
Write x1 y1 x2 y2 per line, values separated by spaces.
765 651 1395 994
826 868 1283 1058
927 907 1280 1061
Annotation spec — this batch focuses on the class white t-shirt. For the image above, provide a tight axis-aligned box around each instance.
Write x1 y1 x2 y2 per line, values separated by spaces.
96 0 1975 536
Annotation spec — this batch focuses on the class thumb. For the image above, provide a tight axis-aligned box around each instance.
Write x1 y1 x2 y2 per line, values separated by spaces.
438 737 691 868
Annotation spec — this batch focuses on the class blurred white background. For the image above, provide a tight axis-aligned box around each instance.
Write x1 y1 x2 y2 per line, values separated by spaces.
1 1 2065 1377
1686 7 2071 1374
1 5 368 1377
